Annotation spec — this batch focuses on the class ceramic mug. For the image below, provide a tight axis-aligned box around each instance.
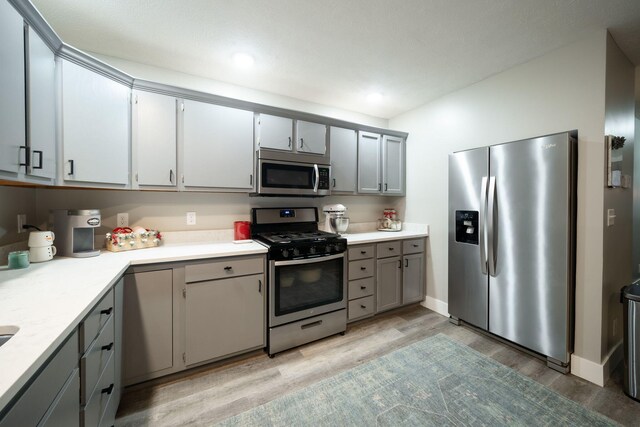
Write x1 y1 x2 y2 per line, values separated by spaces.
8 251 30 269
29 245 57 263
28 231 55 248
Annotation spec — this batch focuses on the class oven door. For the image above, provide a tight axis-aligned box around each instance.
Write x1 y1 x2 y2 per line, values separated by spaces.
269 253 346 327
258 159 330 196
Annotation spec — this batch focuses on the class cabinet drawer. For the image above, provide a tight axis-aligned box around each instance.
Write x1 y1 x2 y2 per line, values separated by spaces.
348 277 374 300
348 296 375 320
82 352 114 427
80 288 114 353
80 315 114 406
0 331 78 427
348 259 374 280
403 238 424 254
185 256 263 283
376 241 401 258
348 245 374 261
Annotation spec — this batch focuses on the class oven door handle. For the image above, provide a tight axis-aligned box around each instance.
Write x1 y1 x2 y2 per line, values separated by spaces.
274 253 344 267
313 164 319 193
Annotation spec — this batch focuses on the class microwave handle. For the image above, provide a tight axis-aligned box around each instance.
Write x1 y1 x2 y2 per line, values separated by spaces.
313 164 319 193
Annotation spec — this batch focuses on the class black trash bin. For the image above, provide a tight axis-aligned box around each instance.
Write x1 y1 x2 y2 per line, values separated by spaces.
622 283 640 401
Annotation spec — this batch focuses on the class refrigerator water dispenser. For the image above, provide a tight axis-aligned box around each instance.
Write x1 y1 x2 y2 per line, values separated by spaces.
455 210 478 244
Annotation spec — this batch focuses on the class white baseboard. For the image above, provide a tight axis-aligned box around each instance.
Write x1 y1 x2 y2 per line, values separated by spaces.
421 296 449 317
570 341 623 386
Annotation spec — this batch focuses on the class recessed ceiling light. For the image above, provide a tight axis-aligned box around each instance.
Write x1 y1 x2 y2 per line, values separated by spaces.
232 52 255 68
367 92 383 103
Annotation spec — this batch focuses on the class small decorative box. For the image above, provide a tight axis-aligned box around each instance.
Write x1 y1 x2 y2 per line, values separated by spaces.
106 227 162 252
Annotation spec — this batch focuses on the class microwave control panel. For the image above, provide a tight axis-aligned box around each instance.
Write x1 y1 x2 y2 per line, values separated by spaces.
318 167 330 189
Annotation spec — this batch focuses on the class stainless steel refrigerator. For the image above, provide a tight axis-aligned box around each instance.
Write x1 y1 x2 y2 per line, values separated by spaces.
448 131 576 372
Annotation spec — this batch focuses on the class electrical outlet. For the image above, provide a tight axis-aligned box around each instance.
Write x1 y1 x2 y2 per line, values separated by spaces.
117 213 129 227
186 211 196 226
17 214 26 233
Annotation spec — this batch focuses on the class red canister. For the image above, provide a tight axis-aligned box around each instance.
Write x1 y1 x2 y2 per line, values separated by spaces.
234 221 251 240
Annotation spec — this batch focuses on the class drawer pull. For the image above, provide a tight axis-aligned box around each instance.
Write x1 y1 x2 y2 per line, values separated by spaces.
413 244 419 247
101 384 114 395
224 266 233 271
360 285 367 290
101 342 114 352
360 266 366 270
360 304 367 309
360 250 367 254
388 247 395 251
301 320 322 330
100 307 113 316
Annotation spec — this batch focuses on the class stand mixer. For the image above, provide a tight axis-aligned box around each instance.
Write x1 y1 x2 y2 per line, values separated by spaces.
322 204 349 234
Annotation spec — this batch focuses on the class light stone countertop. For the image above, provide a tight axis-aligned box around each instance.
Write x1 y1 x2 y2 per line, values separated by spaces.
0 226 429 411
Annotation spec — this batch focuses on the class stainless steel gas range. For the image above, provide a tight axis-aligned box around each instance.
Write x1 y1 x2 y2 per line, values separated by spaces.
251 207 347 356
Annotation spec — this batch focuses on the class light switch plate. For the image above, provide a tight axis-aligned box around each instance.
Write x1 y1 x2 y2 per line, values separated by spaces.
607 209 616 226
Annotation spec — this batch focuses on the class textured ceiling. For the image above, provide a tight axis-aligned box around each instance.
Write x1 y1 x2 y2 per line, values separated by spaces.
31 0 640 119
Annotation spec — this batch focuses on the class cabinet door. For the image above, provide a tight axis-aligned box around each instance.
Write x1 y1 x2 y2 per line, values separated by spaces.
27 27 56 180
133 90 177 187
185 274 264 366
330 127 357 192
183 100 254 189
0 0 25 174
296 120 326 154
403 253 425 304
376 256 402 313
61 60 129 185
382 135 404 195
357 131 381 193
256 113 293 151
122 270 173 385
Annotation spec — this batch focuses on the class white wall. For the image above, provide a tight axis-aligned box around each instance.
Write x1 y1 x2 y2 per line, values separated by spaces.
602 34 635 355
91 53 389 129
389 30 608 364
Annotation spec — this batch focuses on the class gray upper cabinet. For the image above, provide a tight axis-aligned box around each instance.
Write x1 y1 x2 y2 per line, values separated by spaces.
296 120 327 155
183 100 254 190
27 26 56 180
256 113 293 151
61 60 130 185
382 135 404 195
357 131 381 193
330 127 357 193
357 131 405 196
0 0 26 175
132 90 177 188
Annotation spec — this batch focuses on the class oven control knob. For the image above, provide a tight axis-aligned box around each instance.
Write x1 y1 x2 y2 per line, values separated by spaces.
325 245 331 253
293 248 300 257
309 246 316 255
281 249 289 258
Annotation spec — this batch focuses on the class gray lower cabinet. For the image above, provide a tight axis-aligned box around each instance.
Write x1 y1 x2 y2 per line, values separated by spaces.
376 256 402 313
122 269 174 385
80 281 123 427
0 331 79 427
185 273 265 365
347 238 426 319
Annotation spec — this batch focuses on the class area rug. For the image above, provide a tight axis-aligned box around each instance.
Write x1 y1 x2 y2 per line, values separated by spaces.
217 334 617 426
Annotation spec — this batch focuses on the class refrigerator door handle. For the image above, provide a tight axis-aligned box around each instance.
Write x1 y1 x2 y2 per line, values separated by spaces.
479 176 488 274
487 176 497 277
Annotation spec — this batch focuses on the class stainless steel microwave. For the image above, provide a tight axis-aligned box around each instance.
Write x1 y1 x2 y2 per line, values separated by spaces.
257 158 331 196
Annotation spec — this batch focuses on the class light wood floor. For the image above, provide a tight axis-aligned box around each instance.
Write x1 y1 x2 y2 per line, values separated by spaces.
116 305 640 426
